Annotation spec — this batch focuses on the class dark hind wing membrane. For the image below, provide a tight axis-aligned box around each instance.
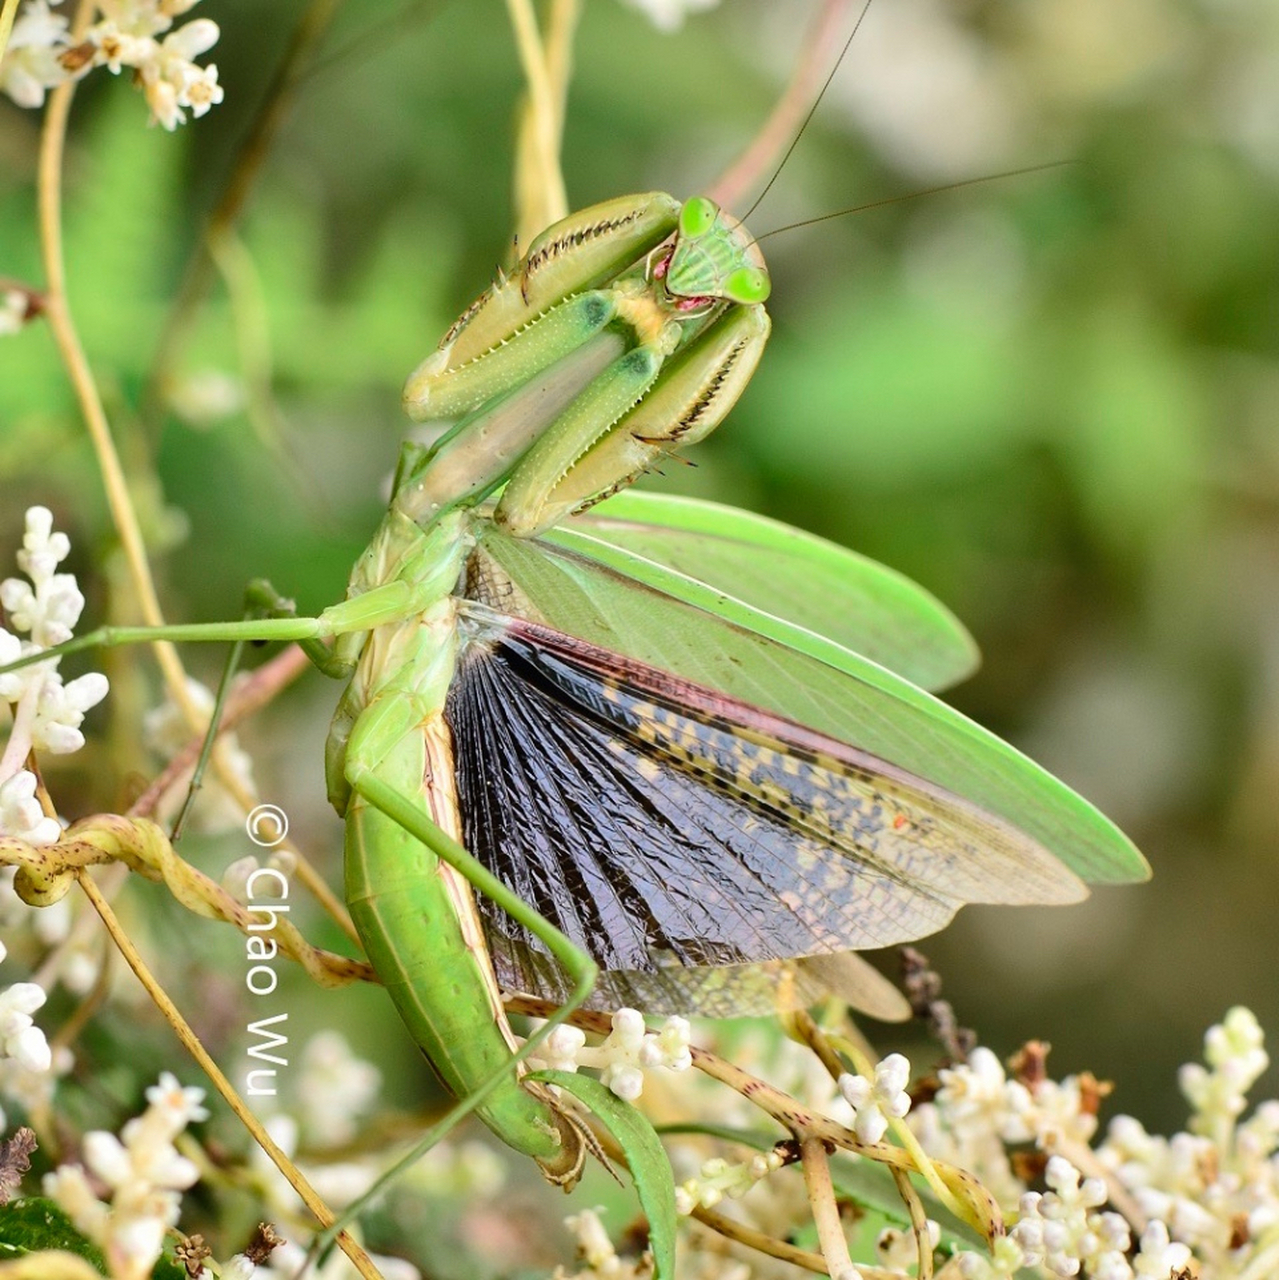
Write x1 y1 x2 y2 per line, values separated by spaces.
443 618 1081 1015
504 619 1084 908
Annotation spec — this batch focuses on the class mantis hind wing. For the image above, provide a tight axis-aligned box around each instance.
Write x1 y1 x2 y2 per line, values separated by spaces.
444 614 1083 1020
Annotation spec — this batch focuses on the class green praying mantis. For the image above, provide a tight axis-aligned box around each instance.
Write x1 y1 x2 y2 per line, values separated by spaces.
2 179 1149 1205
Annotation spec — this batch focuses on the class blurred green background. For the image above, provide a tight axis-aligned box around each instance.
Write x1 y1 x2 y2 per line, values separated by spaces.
2 0 1278 1178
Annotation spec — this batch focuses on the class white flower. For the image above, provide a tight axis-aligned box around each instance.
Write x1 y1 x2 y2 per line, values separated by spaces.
145 1070 210 1128
44 1072 208 1280
142 72 182 129
159 14 217 58
0 0 73 108
15 505 66 573
1007 1074 1100 1149
0 975 51 1072
297 1031 381 1146
263 1238 420 1280
616 0 720 33
541 1023 587 1073
935 1046 1034 1144
0 1040 71 1126
0 627 30 701
181 61 221 116
1 508 108 786
1182 1005 1269 1132
94 0 172 39
0 0 228 125
568 1207 618 1270
135 15 221 128
1132 1220 1192 1277
533 1008 691 1102
108 1214 168 1278
45 1165 111 1242
2 506 81 647
0 770 61 844
0 290 29 336
600 1061 644 1102
1010 1156 1119 1279
7 0 68 49
90 21 156 73
955 1234 1028 1279
31 670 109 754
648 1015 693 1072
837 1053 912 1144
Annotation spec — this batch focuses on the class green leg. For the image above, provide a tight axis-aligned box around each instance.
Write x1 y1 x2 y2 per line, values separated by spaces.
348 768 596 1016
0 576 437 682
306 765 598 1259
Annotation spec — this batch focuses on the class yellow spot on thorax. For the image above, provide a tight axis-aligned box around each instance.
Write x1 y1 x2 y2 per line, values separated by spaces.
613 280 681 355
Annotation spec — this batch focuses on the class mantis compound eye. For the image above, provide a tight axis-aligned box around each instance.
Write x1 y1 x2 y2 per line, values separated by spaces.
725 265 771 305
678 196 719 238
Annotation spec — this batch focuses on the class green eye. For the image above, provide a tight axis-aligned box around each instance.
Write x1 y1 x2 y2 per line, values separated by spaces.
726 266 770 304
679 196 718 238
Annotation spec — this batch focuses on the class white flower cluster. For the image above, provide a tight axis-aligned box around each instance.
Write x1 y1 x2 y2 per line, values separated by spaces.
562 1011 1279 1280
537 1008 693 1102
0 506 107 846
44 1072 208 1280
0 937 54 1137
906 1007 1279 1278
0 0 223 129
1095 1006 1279 1275
675 1147 786 1216
837 1051 913 1144
553 1207 654 1280
241 1030 500 1278
295 1029 382 1148
1011 1156 1133 1278
259 1239 421 1280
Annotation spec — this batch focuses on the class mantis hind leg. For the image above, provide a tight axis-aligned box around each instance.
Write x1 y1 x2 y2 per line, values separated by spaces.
344 762 598 1166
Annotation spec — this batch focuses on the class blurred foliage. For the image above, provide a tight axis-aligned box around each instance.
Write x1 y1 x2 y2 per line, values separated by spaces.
2 0 1279 1261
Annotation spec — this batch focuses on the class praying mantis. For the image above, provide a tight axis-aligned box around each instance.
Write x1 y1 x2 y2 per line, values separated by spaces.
0 3 1153 1272
2 185 1148 1183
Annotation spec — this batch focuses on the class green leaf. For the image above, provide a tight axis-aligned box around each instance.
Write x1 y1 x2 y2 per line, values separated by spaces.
478 528 1149 886
0 1199 186 1279
528 1070 677 1280
0 1198 106 1273
559 491 980 692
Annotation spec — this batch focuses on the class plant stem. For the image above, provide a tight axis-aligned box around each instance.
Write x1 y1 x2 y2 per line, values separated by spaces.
0 0 22 64
802 1134 858 1280
36 0 201 727
506 0 570 245
143 0 345 423
709 0 857 213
